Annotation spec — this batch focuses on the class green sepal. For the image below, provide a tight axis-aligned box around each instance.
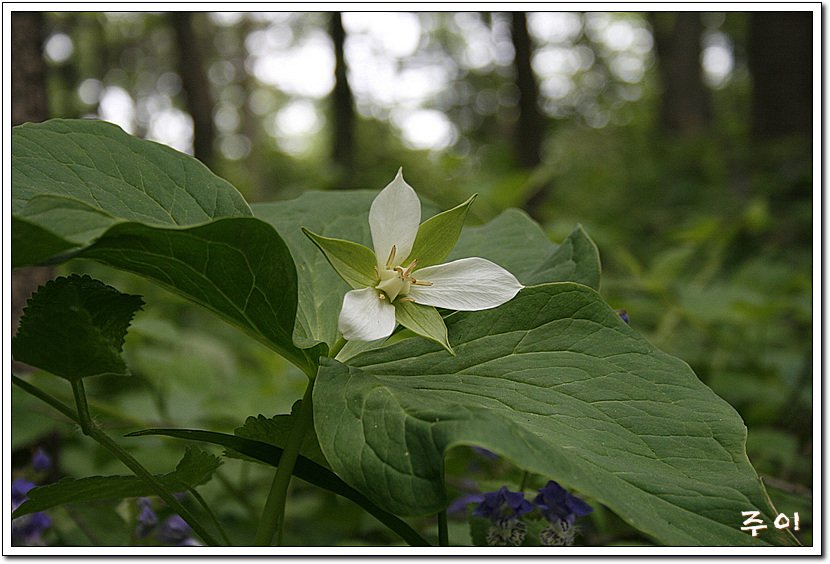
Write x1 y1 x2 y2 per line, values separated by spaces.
302 228 378 289
404 194 476 268
393 300 454 355
12 274 144 381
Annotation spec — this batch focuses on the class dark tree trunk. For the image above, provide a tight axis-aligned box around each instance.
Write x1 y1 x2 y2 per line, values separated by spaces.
747 12 812 139
650 13 711 134
11 12 54 341
12 12 49 126
170 12 216 167
330 12 356 186
510 12 543 169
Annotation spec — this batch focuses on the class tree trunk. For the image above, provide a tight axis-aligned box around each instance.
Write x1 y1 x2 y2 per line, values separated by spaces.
170 12 216 167
510 12 543 169
12 12 49 126
650 13 711 134
747 12 812 139
11 12 54 341
330 12 356 186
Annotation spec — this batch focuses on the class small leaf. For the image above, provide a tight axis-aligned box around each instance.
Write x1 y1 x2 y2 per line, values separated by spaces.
404 195 476 268
12 447 221 518
12 275 144 381
302 228 378 289
232 411 330 468
393 300 453 354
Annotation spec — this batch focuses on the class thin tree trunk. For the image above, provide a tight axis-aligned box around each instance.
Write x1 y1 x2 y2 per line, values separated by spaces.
11 12 54 340
330 12 355 186
170 12 216 167
511 12 543 169
650 13 711 134
12 12 49 126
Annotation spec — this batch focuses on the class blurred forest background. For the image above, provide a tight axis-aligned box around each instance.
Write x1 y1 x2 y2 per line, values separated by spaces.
11 11 813 546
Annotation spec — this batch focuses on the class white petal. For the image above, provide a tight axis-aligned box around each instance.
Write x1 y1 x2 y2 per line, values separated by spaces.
338 287 397 341
369 168 421 268
408 257 523 311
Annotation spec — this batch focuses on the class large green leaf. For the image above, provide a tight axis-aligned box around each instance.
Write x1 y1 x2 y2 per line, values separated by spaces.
13 447 220 518
253 193 600 348
79 218 324 376
12 120 322 374
13 119 251 265
313 283 794 546
12 275 144 380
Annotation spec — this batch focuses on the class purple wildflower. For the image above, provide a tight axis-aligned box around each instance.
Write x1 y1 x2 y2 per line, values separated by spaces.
11 478 51 546
473 486 533 525
617 309 629 324
533 480 593 526
32 449 51 472
158 514 200 546
135 497 158 538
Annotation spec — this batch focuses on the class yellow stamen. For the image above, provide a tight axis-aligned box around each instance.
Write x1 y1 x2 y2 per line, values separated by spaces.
412 279 433 286
385 245 397 269
378 293 386 300
399 297 415 303
403 259 418 277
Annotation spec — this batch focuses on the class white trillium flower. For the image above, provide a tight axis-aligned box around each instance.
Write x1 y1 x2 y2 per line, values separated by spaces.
337 170 523 342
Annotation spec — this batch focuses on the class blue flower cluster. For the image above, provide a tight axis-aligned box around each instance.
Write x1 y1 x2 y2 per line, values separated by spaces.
135 497 201 546
12 448 53 546
455 480 593 547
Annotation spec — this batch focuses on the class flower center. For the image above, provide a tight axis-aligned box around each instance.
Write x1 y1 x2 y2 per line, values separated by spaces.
375 245 432 302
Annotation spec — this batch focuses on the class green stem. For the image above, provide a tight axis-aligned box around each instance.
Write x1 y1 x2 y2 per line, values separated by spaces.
437 509 449 546
73 379 221 546
254 377 316 546
12 374 79 424
329 336 347 359
14 375 222 546
519 471 530 492
188 486 233 546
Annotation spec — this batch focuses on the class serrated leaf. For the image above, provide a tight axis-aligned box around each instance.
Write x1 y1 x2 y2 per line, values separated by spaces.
12 275 144 380
393 301 452 354
12 447 221 518
127 428 429 546
403 195 476 268
314 283 795 546
78 218 324 375
302 228 378 289
232 412 330 468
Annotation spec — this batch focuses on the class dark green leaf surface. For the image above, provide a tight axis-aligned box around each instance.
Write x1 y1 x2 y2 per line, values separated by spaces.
12 447 221 518
451 209 601 290
12 275 144 380
127 428 429 546
13 119 251 266
314 283 793 546
79 218 324 376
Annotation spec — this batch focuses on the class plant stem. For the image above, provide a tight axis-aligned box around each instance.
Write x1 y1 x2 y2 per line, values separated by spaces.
519 471 530 492
254 377 316 546
12 374 79 424
437 509 449 546
329 335 347 359
188 486 233 546
67 379 221 546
